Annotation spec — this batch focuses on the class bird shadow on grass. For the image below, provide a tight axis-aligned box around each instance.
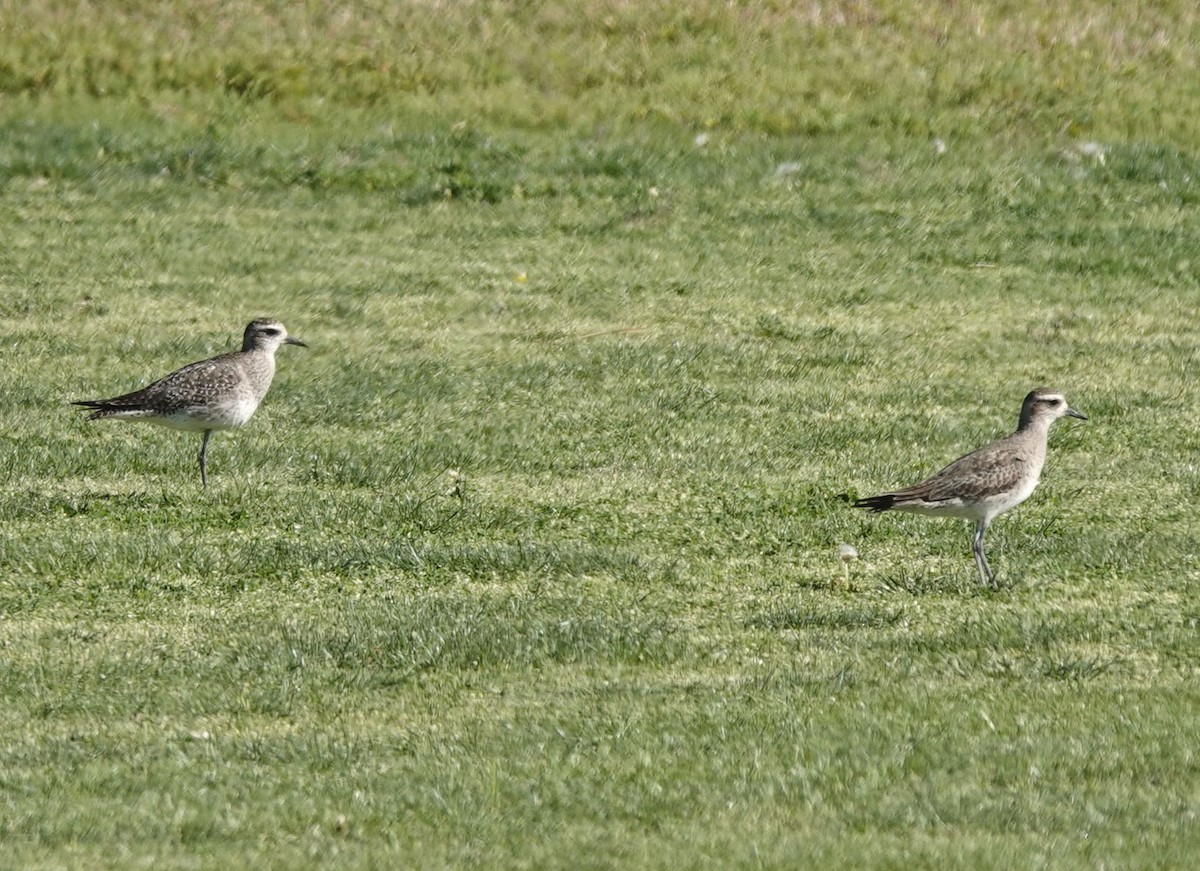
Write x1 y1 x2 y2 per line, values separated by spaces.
872 566 1006 598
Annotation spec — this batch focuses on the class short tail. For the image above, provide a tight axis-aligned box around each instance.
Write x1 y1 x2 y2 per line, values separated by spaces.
853 493 898 513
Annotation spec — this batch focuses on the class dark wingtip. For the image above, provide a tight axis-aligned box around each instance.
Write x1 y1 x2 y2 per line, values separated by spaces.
853 494 896 513
73 399 113 421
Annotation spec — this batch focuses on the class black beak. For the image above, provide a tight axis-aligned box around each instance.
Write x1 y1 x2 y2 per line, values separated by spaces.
285 336 307 348
1066 407 1087 420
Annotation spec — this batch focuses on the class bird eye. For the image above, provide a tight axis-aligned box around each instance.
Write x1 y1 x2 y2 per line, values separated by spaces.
1048 397 1061 405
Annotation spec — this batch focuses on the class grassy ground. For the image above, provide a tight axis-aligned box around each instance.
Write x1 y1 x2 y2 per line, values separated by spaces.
2 3 1200 869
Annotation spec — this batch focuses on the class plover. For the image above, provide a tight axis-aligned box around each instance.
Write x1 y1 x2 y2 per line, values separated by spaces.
854 388 1086 587
74 318 306 487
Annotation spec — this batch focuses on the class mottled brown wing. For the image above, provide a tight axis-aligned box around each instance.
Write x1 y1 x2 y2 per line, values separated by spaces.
79 353 244 413
892 441 1028 503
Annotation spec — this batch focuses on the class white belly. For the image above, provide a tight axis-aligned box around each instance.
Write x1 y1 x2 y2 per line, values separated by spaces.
146 395 262 431
897 472 1041 524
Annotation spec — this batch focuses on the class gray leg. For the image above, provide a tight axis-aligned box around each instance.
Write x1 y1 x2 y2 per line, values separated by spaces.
972 520 994 587
199 430 213 488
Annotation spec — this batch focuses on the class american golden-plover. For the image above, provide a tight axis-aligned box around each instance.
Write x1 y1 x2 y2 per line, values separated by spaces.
74 318 306 487
854 388 1086 587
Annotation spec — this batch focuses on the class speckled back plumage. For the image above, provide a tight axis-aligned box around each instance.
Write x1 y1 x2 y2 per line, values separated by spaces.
78 348 275 430
858 431 1039 514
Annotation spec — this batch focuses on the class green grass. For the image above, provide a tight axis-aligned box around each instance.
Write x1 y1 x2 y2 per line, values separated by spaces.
3 3 1200 869
2 0 1199 141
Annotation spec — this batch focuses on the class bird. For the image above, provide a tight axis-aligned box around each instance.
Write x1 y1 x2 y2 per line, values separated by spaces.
854 388 1086 587
74 318 306 487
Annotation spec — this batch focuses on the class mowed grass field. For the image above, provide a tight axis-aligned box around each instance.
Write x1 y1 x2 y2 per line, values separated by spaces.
2 2 1200 868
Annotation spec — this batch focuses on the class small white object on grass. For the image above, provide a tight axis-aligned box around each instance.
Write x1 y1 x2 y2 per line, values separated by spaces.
837 543 859 584
446 468 465 499
1076 141 1107 164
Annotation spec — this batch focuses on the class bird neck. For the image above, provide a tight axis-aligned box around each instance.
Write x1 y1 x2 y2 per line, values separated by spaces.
1015 412 1053 437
